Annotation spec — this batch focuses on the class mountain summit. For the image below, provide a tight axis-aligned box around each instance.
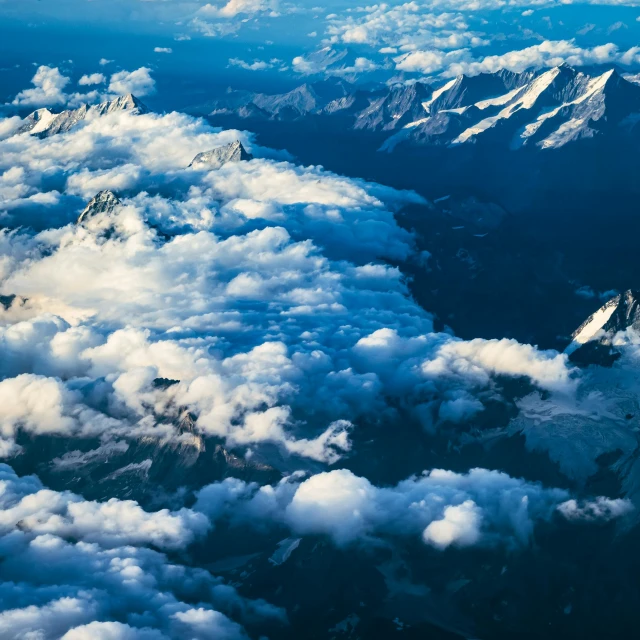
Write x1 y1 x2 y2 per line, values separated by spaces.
566 290 640 364
189 140 253 168
77 190 121 225
383 66 640 151
19 94 148 138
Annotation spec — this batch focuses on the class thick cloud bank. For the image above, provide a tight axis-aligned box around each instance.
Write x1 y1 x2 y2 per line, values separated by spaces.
195 466 626 549
0 80 630 638
0 461 629 639
0 464 284 639
0 93 582 463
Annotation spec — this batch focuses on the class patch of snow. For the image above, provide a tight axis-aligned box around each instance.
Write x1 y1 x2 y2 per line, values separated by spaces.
28 108 56 134
440 106 468 114
453 67 561 144
269 537 301 566
475 86 524 110
422 77 457 113
565 295 619 354
519 69 613 148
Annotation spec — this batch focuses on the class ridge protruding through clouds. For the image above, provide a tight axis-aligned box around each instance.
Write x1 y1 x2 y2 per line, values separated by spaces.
4 10 640 636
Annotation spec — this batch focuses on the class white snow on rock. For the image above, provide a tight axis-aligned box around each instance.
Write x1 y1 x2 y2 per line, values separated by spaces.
565 295 619 354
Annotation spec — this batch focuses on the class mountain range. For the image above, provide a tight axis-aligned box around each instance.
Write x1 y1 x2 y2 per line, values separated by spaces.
203 65 640 154
18 93 147 138
7 76 640 639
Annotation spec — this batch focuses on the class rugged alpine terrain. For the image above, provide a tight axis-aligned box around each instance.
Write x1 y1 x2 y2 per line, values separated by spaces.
202 64 640 214
203 65 640 152
18 93 147 137
4 56 640 638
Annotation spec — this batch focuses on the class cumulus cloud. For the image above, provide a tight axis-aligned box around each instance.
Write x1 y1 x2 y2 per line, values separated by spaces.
558 497 634 521
228 57 281 71
190 0 282 35
78 73 106 86
8 66 156 112
395 39 640 77
0 464 209 549
62 621 166 639
199 0 280 19
325 3 485 52
0 62 637 638
0 464 283 639
12 66 70 107
108 67 156 97
0 461 626 637
0 96 587 463
194 467 629 549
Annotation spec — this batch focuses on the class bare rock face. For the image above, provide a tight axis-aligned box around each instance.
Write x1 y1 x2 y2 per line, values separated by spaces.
20 94 148 139
189 140 253 169
77 190 121 225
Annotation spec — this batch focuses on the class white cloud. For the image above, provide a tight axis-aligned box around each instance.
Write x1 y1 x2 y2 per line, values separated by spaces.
62 621 166 639
8 66 155 112
395 39 640 77
199 0 280 19
423 500 481 549
422 338 576 394
78 73 106 86
12 66 70 107
195 466 629 549
558 497 634 521
154 47 173 54
108 67 156 97
0 67 636 638
325 3 483 52
0 464 209 549
0 464 284 639
228 57 278 71
0 99 587 461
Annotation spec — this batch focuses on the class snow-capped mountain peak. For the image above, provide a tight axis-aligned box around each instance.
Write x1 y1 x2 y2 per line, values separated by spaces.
452 66 563 144
381 65 640 152
566 290 640 357
77 190 121 225
189 140 253 168
20 94 148 138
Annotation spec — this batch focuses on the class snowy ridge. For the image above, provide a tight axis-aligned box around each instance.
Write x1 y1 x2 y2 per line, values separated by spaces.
565 295 620 355
422 78 457 114
453 67 561 144
20 94 148 138
383 65 640 152
77 190 122 225
189 140 253 169
565 290 640 356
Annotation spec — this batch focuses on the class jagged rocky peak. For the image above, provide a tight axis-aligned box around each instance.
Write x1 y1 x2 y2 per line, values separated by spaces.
353 81 434 132
427 68 534 114
566 290 640 364
16 108 56 135
251 84 320 119
383 64 640 152
21 94 148 139
77 190 121 224
96 93 148 115
189 140 253 169
590 290 640 335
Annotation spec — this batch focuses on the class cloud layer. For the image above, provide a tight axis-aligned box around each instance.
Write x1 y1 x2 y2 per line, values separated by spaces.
0 51 637 639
